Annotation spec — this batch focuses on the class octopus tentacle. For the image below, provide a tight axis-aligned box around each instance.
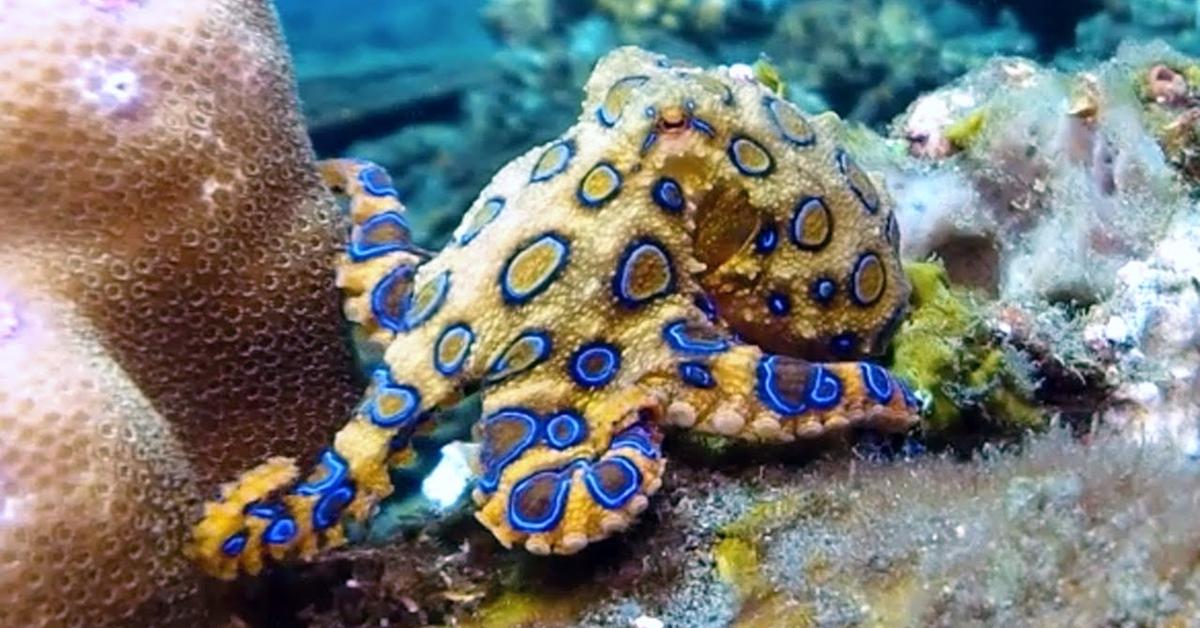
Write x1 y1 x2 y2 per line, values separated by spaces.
656 311 918 441
471 381 667 555
188 359 447 579
320 159 425 359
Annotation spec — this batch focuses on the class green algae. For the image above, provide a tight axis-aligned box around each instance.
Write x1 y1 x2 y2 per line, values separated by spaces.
891 261 1045 438
944 109 987 150
465 589 592 628
752 55 786 96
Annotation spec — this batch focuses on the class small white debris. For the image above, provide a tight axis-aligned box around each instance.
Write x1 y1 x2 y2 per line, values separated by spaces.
729 63 755 83
633 615 664 628
421 441 478 510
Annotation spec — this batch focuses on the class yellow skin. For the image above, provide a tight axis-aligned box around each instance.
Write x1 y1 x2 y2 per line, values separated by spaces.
190 47 919 580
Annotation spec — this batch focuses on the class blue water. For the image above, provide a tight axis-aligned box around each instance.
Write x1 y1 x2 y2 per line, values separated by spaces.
274 0 1200 243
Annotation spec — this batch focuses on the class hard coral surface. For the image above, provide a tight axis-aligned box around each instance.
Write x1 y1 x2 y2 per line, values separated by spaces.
885 42 1189 304
0 0 356 624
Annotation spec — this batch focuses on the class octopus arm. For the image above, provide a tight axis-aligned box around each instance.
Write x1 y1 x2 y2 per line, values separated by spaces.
655 307 920 441
470 377 668 556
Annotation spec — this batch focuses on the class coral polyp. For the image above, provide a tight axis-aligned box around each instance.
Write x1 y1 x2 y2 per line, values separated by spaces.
0 0 359 624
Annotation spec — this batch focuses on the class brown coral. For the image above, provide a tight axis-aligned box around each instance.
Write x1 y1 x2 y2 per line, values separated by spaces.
0 0 358 624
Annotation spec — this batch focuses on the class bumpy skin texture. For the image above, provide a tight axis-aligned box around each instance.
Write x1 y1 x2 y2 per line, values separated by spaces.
0 0 357 624
192 47 918 579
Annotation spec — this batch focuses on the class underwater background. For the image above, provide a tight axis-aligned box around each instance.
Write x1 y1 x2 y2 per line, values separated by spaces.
258 1 1200 624
277 0 1200 245
2 0 1200 626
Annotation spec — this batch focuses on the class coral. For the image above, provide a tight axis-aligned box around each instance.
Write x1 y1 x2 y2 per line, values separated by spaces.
886 43 1190 303
764 0 1034 123
191 46 921 580
593 0 781 40
1089 208 1200 456
0 0 358 623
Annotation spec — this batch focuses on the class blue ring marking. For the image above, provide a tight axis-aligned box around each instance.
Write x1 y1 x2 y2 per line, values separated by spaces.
358 164 398 198
811 278 837 305
370 265 414 333
294 449 350 497
687 73 735 105
849 253 886 307
596 75 650 127
402 271 451 331
434 323 475 376
244 503 284 519
312 483 356 531
899 381 920 409
611 426 660 459
568 341 621 389
837 149 880 214
830 332 858 357
507 468 572 533
790 196 833 252
366 368 422 428
727 136 775 177
756 355 808 416
576 163 622 208
478 408 540 493
500 233 571 305
860 363 894 403
584 456 642 510
640 131 658 155
545 411 587 450
767 292 791 316
764 97 816 146
458 197 505 245
484 330 553 385
652 177 685 213
663 320 730 355
755 219 778 253
679 361 716 389
263 518 298 545
885 211 900 252
613 238 676 308
530 140 575 183
220 531 248 557
806 366 843 409
694 294 718 321
349 212 412 262
690 117 716 137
